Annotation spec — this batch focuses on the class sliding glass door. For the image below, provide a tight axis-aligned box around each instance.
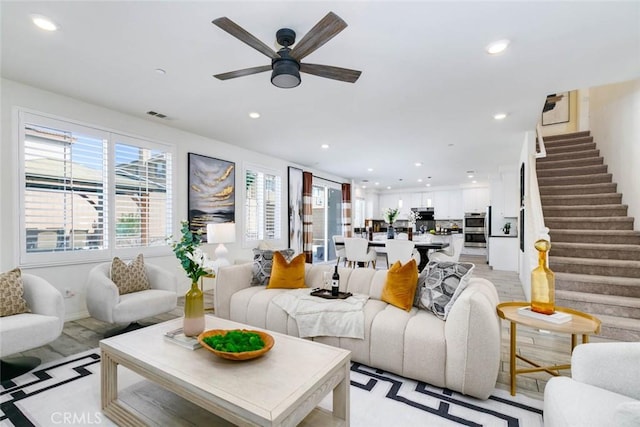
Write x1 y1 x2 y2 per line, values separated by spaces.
311 179 342 263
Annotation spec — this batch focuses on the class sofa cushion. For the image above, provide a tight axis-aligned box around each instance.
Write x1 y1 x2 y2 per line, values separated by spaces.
111 254 150 295
251 248 295 286
419 261 474 320
0 268 30 317
267 252 306 289
381 260 418 311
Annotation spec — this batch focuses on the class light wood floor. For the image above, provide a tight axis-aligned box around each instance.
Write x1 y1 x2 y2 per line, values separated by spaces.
12 255 616 401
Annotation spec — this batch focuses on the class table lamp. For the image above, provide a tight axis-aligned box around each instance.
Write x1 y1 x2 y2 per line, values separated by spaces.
207 222 236 268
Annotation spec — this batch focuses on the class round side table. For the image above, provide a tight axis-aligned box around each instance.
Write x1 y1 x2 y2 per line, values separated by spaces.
496 301 601 396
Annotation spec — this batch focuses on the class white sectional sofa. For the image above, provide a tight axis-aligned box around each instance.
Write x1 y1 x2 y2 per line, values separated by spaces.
214 263 502 400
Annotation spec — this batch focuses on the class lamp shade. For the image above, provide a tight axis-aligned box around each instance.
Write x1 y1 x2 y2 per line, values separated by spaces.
207 222 236 244
271 58 301 89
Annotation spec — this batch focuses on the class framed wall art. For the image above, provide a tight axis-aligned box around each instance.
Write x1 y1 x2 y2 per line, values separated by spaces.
188 153 235 242
288 166 303 254
542 92 569 126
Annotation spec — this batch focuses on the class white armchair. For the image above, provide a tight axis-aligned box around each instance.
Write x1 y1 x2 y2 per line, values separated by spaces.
1 274 65 380
544 342 640 427
85 262 178 336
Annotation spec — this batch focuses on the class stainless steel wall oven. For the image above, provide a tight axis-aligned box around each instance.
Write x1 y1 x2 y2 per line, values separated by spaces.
464 213 486 248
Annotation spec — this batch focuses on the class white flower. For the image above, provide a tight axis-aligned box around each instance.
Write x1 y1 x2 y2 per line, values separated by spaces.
407 211 421 225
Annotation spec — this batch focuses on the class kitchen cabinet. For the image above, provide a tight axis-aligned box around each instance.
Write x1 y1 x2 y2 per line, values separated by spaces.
488 236 519 272
463 187 490 213
432 190 462 219
491 172 518 218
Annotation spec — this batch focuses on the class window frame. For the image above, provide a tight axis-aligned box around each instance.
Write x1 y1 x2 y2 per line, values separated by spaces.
17 109 176 267
242 162 283 247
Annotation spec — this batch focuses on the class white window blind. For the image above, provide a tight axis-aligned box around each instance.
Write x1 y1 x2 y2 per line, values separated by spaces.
244 166 281 242
114 138 172 249
19 111 174 265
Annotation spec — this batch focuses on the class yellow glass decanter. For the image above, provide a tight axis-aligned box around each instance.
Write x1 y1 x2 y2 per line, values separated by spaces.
531 229 555 315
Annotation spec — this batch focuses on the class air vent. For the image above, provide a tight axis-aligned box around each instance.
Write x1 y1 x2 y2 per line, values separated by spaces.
146 111 168 119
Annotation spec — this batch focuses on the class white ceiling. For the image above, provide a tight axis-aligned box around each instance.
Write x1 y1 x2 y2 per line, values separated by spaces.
2 1 639 191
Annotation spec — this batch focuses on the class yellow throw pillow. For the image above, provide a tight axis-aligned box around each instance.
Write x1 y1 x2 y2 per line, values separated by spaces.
381 259 419 311
267 252 307 289
111 253 150 295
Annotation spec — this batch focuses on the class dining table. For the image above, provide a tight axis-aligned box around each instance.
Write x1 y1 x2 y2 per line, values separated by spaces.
367 239 449 271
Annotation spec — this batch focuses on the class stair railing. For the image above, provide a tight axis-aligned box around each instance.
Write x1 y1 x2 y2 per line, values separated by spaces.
521 125 548 301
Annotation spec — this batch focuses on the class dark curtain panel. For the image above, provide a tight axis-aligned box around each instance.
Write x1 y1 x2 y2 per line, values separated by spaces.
341 183 353 237
303 171 314 263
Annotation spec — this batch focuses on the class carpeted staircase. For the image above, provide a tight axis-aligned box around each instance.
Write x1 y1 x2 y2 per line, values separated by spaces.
537 131 640 341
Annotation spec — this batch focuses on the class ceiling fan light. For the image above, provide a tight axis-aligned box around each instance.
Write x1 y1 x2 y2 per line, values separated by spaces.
271 59 300 89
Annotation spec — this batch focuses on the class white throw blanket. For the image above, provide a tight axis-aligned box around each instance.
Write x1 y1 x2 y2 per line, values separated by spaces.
271 288 369 339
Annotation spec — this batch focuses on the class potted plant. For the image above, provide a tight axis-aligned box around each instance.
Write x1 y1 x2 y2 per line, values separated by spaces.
502 222 512 235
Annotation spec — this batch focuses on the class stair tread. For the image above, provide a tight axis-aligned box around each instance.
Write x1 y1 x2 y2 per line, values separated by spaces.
556 290 640 307
553 242 640 250
538 149 600 160
545 216 633 222
594 314 640 331
555 272 640 286
539 183 616 190
542 193 622 199
544 204 628 209
550 229 640 235
550 256 640 267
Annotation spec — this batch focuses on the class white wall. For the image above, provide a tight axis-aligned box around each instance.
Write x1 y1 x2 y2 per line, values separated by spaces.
588 79 640 230
1 78 345 319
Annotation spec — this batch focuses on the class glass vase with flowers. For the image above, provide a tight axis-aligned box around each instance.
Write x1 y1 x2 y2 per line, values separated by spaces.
168 221 214 336
383 208 400 239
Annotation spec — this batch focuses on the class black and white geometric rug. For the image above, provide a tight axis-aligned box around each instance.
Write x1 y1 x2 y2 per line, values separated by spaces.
1 350 543 426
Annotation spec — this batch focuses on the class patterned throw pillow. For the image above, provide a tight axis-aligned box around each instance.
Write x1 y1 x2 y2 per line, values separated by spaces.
251 248 295 286
0 268 30 317
419 261 475 320
111 254 150 295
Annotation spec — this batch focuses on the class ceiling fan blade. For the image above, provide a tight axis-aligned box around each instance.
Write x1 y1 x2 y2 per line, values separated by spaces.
213 65 272 81
290 12 347 61
212 17 279 60
300 63 361 83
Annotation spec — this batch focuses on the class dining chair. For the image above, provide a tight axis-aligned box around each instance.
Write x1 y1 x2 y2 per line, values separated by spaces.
430 236 464 263
343 237 377 268
385 240 420 268
332 235 347 266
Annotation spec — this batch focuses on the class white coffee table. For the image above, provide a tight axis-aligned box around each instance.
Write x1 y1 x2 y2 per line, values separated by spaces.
100 315 350 426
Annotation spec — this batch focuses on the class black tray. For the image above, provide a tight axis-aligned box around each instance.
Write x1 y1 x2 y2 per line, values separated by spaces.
310 289 352 300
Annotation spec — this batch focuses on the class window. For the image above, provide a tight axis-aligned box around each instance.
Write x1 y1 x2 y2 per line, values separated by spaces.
244 165 281 242
19 111 174 265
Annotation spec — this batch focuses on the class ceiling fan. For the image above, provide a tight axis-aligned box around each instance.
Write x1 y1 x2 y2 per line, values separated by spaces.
211 12 361 89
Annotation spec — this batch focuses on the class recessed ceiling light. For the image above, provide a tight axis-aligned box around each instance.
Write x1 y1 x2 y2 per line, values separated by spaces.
493 113 507 120
367 168 373 172
472 180 477 184
387 186 392 190
321 144 329 149
468 174 474 178
426 183 431 187
154 68 166 75
31 15 58 31
362 185 367 189
486 39 510 55
417 178 423 183
248 112 260 119
415 162 422 167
